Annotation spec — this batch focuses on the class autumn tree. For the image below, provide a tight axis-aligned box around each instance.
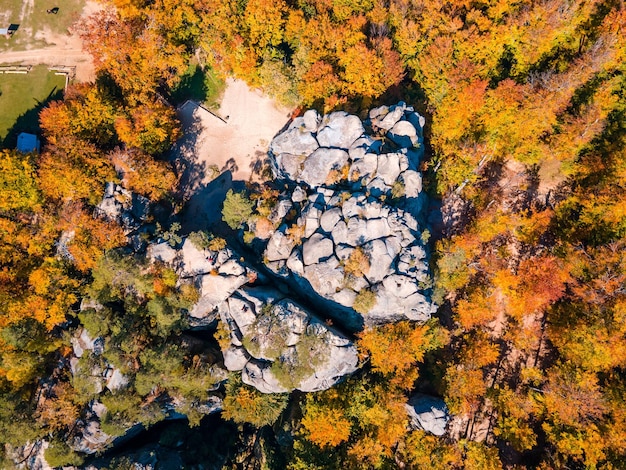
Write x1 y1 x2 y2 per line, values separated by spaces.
0 149 42 213
76 10 187 104
222 375 289 427
109 148 177 201
358 320 448 389
114 100 181 155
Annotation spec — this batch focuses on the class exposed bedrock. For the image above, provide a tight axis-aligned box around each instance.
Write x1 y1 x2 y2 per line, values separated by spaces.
264 102 436 330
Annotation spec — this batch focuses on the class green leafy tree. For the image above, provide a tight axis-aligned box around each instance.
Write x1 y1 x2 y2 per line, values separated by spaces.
222 189 254 229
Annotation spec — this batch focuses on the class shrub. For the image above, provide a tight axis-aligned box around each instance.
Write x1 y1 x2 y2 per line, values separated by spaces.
44 440 84 468
391 181 405 199
222 375 289 427
159 222 182 247
270 333 326 389
222 189 254 229
270 353 314 390
208 236 227 251
242 307 291 361
353 289 376 314
243 230 256 244
188 230 211 250
301 404 351 448
343 247 370 278
286 224 306 245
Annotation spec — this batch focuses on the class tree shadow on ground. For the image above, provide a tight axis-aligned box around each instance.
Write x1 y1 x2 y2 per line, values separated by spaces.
1 86 63 150
249 150 273 181
170 65 210 105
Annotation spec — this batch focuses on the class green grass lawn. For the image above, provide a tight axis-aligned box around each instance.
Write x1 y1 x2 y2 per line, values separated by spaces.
0 0 85 52
0 65 65 148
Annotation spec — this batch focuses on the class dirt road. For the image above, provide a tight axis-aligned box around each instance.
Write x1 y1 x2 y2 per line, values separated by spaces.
0 0 101 82
0 47 94 81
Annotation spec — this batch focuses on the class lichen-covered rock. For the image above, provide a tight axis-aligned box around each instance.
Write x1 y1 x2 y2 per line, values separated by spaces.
95 182 151 238
6 441 53 470
147 241 177 264
70 401 115 454
219 286 359 393
71 327 97 358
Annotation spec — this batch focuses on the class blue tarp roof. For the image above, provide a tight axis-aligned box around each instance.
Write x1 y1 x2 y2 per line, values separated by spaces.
17 133 40 153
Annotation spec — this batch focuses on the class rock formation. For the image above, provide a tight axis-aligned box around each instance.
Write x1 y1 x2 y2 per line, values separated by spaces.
405 394 450 436
152 238 359 394
264 103 436 330
219 286 359 393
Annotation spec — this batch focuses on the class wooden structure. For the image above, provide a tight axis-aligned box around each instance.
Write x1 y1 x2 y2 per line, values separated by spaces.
0 24 19 39
0 65 32 74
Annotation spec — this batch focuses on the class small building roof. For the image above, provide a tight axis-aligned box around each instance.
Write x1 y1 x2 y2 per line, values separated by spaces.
17 132 40 154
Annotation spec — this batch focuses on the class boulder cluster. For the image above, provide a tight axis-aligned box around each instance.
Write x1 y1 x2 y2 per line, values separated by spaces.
219 286 358 393
150 238 359 394
262 103 436 330
170 103 437 393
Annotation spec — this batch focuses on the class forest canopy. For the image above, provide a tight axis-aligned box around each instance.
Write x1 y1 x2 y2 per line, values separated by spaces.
0 0 625 468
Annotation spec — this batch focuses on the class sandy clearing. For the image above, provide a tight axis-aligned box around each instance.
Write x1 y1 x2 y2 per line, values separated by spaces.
172 78 294 231
174 78 293 186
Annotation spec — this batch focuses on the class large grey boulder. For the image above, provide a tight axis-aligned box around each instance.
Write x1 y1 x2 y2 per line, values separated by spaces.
303 232 334 265
105 367 129 391
300 148 349 188
189 268 249 320
71 328 97 358
146 238 256 324
275 153 307 181
316 111 364 149
389 120 420 148
320 207 343 232
179 238 214 276
265 230 295 262
70 401 115 454
303 257 345 297
302 109 321 131
377 153 402 186
370 102 410 131
12 441 54 470
405 394 450 436
223 345 250 371
147 242 177 264
270 126 319 157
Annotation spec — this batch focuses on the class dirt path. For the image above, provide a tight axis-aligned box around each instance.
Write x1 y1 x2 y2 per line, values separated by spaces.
0 1 101 82
0 47 94 81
